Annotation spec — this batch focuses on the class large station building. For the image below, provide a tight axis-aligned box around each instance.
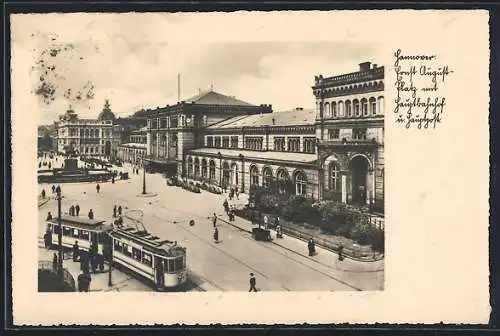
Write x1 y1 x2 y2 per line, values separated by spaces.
138 62 385 207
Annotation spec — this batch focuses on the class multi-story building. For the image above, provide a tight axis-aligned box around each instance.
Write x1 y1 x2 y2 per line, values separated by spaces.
314 61 385 209
55 100 115 157
111 114 147 161
143 62 385 208
116 126 148 165
144 90 272 176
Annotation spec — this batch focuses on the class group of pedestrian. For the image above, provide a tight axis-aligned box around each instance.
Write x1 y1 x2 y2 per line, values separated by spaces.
68 204 81 216
38 161 52 169
228 186 239 200
112 205 123 218
222 199 236 221
51 184 61 195
133 167 140 175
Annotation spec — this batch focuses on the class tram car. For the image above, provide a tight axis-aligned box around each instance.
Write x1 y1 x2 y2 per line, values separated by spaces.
108 226 188 291
44 216 113 256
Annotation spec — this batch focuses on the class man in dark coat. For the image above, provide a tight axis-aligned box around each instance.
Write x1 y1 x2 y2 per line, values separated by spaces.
88 209 94 220
113 205 117 218
52 253 58 272
118 205 122 216
41 189 46 199
69 205 75 216
212 213 217 227
213 227 219 243
96 184 100 193
43 229 51 248
75 204 80 216
51 185 56 194
46 212 53 220
223 199 229 214
308 238 315 256
72 241 79 262
249 273 257 292
55 185 61 194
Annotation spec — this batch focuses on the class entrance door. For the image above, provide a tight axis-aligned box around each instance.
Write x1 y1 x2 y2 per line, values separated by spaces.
231 164 238 186
155 257 165 287
348 156 369 205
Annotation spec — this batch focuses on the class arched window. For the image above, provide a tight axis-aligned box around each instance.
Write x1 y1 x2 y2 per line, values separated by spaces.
319 102 324 117
361 98 368 116
277 169 290 195
345 100 352 117
377 96 384 115
329 163 341 191
338 101 344 117
194 158 200 177
331 102 337 118
187 157 193 177
209 160 216 181
324 102 330 118
262 167 273 188
250 165 259 186
222 162 230 187
295 171 307 195
201 159 208 178
95 129 100 138
89 129 94 138
370 97 377 115
353 99 360 117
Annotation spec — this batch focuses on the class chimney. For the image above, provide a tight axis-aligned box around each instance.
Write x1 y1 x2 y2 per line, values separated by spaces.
359 62 371 71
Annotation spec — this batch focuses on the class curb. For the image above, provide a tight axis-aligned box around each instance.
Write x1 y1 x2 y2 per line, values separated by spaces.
220 216 383 263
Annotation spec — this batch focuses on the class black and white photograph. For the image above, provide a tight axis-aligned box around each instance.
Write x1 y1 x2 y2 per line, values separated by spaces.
34 32 385 293
10 10 490 325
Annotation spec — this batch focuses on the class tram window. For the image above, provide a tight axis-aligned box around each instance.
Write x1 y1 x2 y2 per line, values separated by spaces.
142 252 152 267
80 230 89 240
47 224 52 232
114 240 122 253
122 243 132 257
174 256 183 270
72 229 79 238
132 248 142 262
63 227 71 236
166 259 175 273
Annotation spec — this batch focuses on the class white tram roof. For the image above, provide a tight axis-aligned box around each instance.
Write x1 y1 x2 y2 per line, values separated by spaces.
109 226 186 257
47 215 112 232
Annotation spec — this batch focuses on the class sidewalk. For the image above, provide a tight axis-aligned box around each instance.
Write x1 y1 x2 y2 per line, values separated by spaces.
38 241 152 292
215 205 385 274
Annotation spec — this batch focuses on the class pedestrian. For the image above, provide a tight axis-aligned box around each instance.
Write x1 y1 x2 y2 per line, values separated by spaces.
118 205 122 216
75 204 80 216
88 209 94 220
96 183 100 194
48 162 51 169
51 185 56 194
73 241 80 262
69 205 75 216
263 215 269 229
249 273 257 292
112 176 115 184
113 205 117 218
212 213 217 227
52 253 58 272
41 189 46 199
276 223 283 238
55 185 61 194
338 244 344 261
38 162 42 169
213 227 219 243
46 211 53 220
43 229 51 248
223 199 229 214
308 238 316 256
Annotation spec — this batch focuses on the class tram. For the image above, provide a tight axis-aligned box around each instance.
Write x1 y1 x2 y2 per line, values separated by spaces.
44 215 188 291
45 215 113 255
109 226 187 291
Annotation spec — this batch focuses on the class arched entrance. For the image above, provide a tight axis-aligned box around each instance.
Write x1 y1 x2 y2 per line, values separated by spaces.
222 162 230 187
348 155 370 205
231 163 238 186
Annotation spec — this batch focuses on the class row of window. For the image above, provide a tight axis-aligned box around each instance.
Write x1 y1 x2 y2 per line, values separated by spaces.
149 115 208 129
61 129 111 138
319 97 383 119
48 224 108 244
130 136 147 143
249 166 309 195
328 128 368 141
205 136 316 153
113 240 186 272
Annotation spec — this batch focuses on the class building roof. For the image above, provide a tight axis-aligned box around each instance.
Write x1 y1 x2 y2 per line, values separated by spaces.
188 148 317 165
184 89 255 106
208 107 315 129
97 100 116 121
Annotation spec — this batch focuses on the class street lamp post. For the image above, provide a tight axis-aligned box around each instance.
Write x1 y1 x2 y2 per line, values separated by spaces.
107 238 113 287
56 188 63 286
142 157 147 194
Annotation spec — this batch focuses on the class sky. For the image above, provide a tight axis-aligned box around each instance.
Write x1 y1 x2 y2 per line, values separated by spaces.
11 13 383 125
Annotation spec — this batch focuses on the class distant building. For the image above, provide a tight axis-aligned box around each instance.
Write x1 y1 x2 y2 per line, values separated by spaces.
55 100 115 157
37 125 54 153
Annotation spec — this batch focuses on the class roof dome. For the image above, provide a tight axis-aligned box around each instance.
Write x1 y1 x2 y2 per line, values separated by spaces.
97 100 116 121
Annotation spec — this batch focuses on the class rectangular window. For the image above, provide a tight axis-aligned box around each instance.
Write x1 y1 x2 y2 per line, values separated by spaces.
329 129 340 139
73 229 79 238
287 137 300 152
132 247 142 262
114 239 122 253
353 128 367 140
62 227 71 236
166 259 175 273
174 256 183 270
274 137 285 151
245 137 263 150
214 137 221 148
230 136 238 148
303 137 316 153
222 137 229 148
142 252 152 267
206 136 213 148
122 243 132 257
